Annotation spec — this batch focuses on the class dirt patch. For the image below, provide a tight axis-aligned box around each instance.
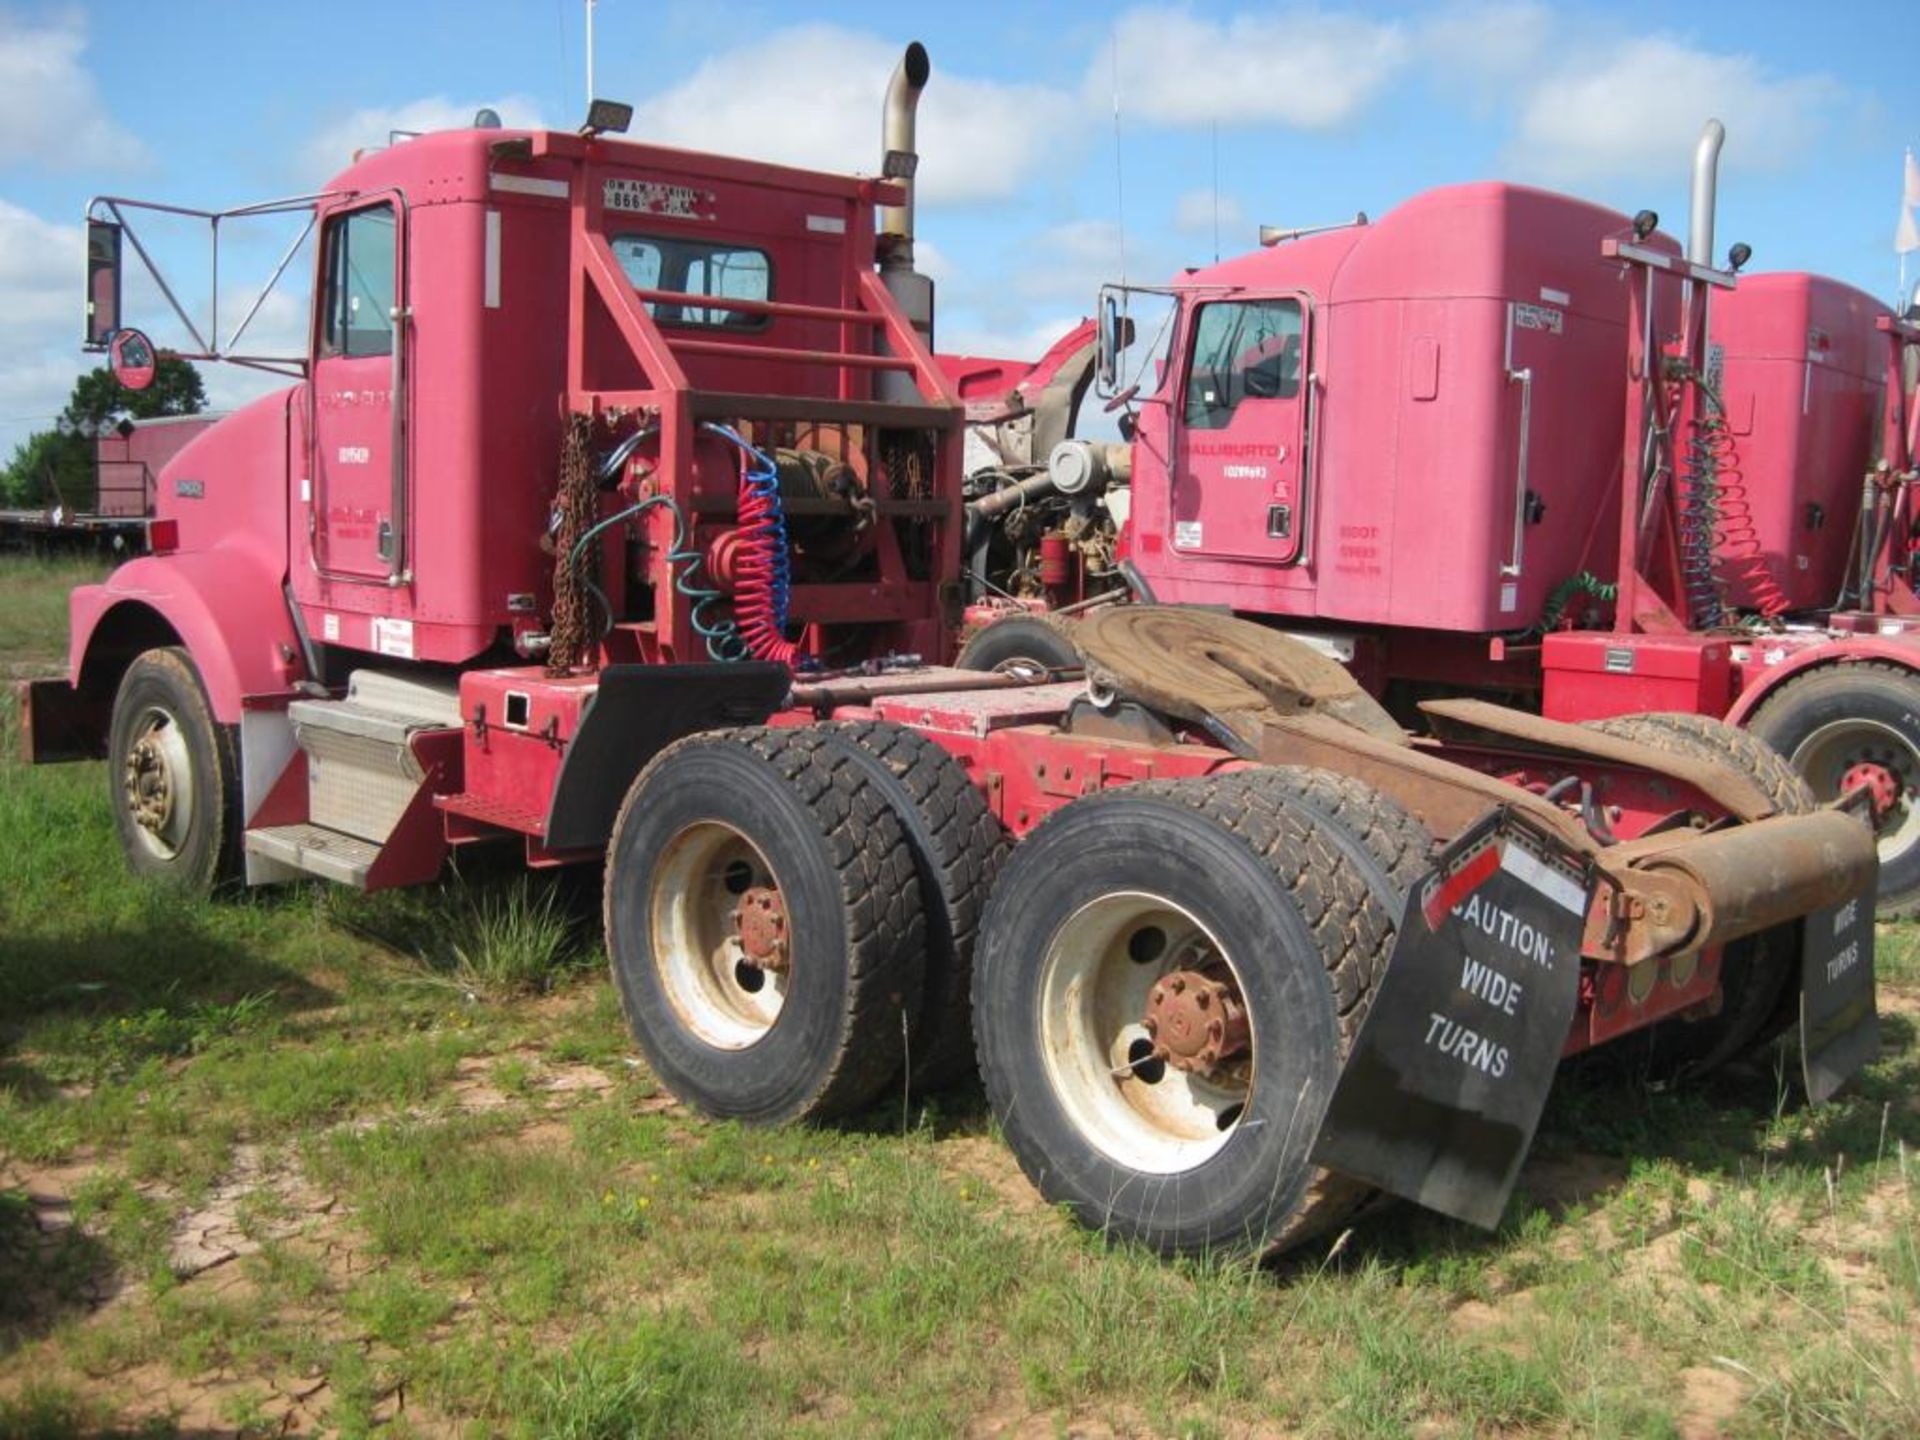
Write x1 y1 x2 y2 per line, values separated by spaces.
447 1056 515 1114
937 1136 1054 1226
1520 1150 1630 1212
168 1143 337 1280
1675 1363 1746 1438
446 1052 618 1116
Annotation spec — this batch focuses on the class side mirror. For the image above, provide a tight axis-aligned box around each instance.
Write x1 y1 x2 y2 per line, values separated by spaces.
108 328 157 391
86 219 123 349
1096 289 1136 396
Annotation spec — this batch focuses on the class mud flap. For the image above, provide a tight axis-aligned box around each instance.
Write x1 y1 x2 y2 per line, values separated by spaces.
1799 890 1878 1104
1311 809 1593 1230
543 662 791 852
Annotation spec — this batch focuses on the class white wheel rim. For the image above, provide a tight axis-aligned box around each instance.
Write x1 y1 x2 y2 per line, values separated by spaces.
1790 718 1920 863
993 656 1049 679
122 705 195 861
1038 892 1252 1175
649 820 789 1049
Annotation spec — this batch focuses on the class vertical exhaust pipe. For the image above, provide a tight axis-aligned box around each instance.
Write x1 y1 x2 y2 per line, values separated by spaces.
879 42 930 269
1688 118 1725 267
878 42 932 401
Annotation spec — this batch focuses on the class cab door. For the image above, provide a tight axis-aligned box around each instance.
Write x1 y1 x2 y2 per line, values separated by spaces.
1171 295 1311 565
309 197 405 581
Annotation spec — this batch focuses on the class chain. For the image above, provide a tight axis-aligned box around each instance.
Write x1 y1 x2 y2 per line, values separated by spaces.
547 413 597 675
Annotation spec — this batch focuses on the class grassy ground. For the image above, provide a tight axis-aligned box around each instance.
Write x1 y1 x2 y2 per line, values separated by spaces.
2 551 1919 1438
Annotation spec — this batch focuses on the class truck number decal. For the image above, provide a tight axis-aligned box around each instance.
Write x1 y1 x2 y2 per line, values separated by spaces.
603 178 715 220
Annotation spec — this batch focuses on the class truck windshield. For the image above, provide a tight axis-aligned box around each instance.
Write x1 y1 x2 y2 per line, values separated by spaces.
611 235 771 330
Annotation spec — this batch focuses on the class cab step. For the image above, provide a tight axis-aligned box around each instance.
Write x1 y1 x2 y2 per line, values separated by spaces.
243 669 462 887
244 823 383 887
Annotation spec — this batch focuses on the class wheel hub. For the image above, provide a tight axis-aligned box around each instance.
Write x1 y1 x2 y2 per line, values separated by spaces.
123 733 175 836
1142 962 1249 1079
733 886 790 972
1840 760 1902 825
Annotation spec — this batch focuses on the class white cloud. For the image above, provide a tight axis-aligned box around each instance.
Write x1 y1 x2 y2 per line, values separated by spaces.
939 314 1087 365
0 201 78 333
300 94 545 184
1101 7 1408 129
1410 10 1847 186
625 24 1076 206
0 201 84 455
1174 188 1243 234
0 8 146 171
1004 219 1127 304
1419 1 1556 89
1506 37 1844 182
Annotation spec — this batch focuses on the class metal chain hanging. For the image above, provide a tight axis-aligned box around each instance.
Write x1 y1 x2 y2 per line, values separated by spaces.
547 412 598 675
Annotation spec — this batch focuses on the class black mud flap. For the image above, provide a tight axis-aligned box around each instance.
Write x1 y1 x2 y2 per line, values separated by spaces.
543 662 791 852
1311 809 1593 1230
1800 888 1878 1104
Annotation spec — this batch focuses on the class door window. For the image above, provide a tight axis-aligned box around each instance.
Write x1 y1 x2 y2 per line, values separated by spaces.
320 204 397 358
1184 299 1302 431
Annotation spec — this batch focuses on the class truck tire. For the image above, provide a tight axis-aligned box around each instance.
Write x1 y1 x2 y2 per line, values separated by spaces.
1747 664 1920 917
603 727 925 1124
971 777 1392 1257
955 614 1080 678
1589 711 1811 816
823 721 1010 1093
1212 767 1434 921
1585 711 1812 1075
107 647 242 893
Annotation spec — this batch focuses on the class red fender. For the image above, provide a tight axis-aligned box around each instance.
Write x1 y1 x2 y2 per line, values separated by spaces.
1723 632 1920 726
70 551 303 724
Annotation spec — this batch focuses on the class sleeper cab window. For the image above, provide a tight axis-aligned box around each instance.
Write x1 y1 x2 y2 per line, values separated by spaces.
1184 298 1303 431
612 234 771 330
321 203 398 359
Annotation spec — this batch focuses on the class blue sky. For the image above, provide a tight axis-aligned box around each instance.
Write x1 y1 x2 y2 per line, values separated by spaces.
2 1 1915 459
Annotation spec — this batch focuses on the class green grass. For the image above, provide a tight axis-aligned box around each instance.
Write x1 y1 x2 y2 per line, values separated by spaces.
4 550 1920 1436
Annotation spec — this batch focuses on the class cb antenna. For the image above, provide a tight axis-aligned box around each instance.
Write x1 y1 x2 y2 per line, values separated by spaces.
585 0 597 111
1110 26 1127 287
1211 119 1220 264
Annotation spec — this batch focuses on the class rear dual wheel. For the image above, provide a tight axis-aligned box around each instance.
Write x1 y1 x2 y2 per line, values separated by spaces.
972 776 1406 1257
603 728 925 1124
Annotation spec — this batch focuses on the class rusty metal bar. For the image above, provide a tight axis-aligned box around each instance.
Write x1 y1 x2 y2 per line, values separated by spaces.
1630 808 1875 953
669 338 916 372
1418 697 1777 820
629 287 882 326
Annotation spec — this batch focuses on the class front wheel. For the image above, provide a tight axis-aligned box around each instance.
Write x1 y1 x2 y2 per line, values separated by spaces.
107 647 242 893
972 778 1394 1257
1748 664 1920 917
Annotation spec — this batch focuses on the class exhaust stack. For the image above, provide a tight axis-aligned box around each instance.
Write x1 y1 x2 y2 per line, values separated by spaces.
878 42 933 400
879 42 930 268
1688 119 1725 267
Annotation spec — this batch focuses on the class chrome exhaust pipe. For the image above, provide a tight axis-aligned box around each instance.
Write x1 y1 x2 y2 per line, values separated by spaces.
879 42 930 268
878 43 933 400
1688 118 1726 267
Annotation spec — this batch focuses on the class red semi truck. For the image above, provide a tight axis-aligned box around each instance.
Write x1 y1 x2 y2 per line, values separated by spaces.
950 125 1920 913
16 50 1880 1255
